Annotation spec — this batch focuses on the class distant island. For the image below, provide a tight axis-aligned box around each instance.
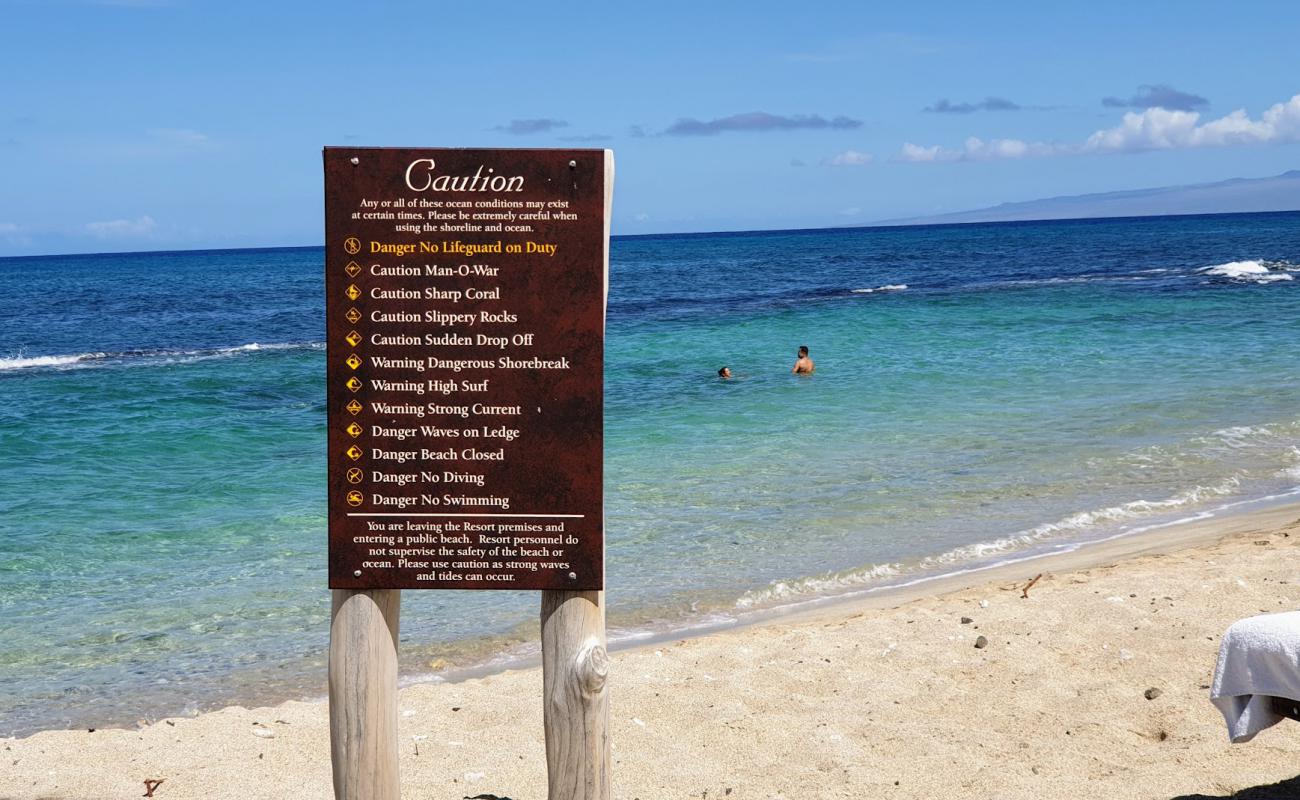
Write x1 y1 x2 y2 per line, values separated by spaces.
875 170 1300 226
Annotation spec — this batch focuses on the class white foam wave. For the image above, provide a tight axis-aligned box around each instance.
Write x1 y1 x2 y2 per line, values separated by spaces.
0 352 108 371
734 476 1245 612
735 562 903 609
1002 273 1163 287
851 284 908 294
0 342 323 373
1199 260 1295 284
1277 447 1300 481
215 342 320 355
924 476 1242 567
1206 425 1280 448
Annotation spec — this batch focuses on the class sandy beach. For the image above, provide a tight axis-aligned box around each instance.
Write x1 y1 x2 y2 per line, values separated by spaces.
5 502 1300 800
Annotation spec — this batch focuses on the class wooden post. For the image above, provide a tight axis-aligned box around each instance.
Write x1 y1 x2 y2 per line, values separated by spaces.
329 589 401 800
541 590 610 800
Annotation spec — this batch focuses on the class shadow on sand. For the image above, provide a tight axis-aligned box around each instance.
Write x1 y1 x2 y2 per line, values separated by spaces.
1171 774 1300 799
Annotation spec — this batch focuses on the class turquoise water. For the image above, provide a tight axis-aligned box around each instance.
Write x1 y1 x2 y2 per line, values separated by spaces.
2 213 1299 735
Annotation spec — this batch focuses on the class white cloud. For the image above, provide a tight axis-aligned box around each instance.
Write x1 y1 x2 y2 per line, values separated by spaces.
899 92 1300 163
1084 94 1300 152
899 137 1056 162
822 149 873 166
85 215 157 238
898 143 943 162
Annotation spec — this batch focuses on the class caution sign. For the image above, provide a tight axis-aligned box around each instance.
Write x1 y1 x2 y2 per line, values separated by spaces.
325 147 611 590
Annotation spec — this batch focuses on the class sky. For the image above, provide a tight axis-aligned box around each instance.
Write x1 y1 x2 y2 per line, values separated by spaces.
2 0 1299 255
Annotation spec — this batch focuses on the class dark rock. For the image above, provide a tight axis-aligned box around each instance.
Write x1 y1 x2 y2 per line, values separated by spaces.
1144 687 1162 700
974 636 988 649
960 617 973 624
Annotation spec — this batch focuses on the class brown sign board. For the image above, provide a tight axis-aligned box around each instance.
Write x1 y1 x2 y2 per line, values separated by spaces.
324 147 611 590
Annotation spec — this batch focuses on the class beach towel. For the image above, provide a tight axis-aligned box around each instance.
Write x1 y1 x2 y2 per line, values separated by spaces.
1211 610 1300 742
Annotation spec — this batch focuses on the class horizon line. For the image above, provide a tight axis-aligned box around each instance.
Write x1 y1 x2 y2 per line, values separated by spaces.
2 207 1299 262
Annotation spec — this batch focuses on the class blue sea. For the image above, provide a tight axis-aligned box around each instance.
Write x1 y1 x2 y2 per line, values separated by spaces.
3 212 1300 737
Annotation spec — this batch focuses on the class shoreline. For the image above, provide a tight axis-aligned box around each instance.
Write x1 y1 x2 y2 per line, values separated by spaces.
9 491 1300 738
8 500 1300 798
408 491 1300 688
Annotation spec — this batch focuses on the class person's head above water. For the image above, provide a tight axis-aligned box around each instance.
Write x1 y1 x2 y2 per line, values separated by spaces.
718 366 732 379
792 345 815 374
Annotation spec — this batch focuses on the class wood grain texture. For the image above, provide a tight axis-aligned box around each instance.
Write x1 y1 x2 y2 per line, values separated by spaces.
541 590 609 800
329 589 401 800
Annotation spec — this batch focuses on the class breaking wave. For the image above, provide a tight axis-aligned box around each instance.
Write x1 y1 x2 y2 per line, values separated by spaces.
1199 260 1297 284
851 284 908 294
0 342 323 373
734 475 1248 612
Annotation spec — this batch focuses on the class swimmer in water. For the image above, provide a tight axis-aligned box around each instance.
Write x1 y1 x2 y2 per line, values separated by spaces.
718 366 732 379
791 345 814 375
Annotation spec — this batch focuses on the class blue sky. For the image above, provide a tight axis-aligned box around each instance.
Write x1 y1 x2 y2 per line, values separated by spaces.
2 0 1299 255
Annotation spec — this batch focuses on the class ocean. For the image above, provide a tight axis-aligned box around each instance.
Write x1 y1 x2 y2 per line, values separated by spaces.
2 212 1299 737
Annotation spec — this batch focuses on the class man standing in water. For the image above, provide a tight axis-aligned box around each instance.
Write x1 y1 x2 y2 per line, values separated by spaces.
792 345 815 374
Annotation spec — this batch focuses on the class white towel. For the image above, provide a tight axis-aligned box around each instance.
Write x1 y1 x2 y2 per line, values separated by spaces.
1211 610 1300 742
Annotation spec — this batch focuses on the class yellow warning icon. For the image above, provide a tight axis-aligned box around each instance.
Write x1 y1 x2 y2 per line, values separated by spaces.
346 399 363 415
345 354 362 370
344 237 361 255
346 490 364 506
345 261 362 277
345 445 363 460
346 284 362 301
345 330 362 347
345 376 362 392
345 308 362 324
345 422 363 438
346 467 363 484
